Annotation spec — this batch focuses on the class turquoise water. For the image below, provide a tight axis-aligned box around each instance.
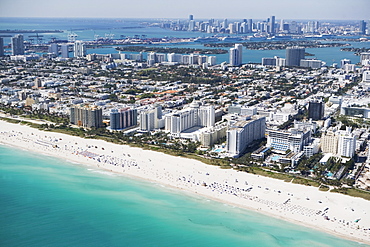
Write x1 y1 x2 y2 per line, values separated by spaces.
271 155 281 161
0 145 366 246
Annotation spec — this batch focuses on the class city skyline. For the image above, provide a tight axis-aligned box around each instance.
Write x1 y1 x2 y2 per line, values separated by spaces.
0 0 369 20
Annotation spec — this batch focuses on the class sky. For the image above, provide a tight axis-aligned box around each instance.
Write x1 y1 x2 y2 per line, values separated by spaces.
0 0 369 20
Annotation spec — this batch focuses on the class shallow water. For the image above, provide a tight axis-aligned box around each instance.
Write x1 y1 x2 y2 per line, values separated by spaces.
0 145 365 247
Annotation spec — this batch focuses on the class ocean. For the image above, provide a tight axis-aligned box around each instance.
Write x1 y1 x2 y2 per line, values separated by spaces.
0 17 369 65
0 144 366 246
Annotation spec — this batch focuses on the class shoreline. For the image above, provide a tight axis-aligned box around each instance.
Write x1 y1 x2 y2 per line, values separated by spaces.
1 120 369 245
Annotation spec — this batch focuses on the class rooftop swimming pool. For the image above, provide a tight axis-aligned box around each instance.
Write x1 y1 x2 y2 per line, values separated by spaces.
271 155 281 161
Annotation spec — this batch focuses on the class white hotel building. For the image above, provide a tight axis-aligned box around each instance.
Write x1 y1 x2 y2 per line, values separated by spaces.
226 116 266 157
165 101 215 135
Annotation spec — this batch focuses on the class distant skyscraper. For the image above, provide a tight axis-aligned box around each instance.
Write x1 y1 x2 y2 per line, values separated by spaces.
360 20 367 35
61 44 69 58
308 101 324 120
11 34 24 55
289 21 298 33
269 16 275 34
189 20 195 31
189 15 193 21
280 19 284 31
285 46 305 66
229 44 243 66
240 22 247 33
228 23 236 34
222 19 228 29
0 38 4 57
74 40 86 58
248 19 253 33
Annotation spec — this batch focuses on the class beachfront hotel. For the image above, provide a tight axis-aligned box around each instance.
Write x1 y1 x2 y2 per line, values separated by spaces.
70 104 103 128
140 104 163 132
110 108 138 130
165 102 215 135
226 116 266 157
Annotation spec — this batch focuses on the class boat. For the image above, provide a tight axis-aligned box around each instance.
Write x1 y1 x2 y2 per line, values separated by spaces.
221 37 242 42
194 37 219 42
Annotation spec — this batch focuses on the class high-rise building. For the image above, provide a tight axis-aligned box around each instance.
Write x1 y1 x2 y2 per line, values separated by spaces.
229 44 243 66
337 133 356 158
61 44 69 58
321 132 338 154
70 104 103 128
230 48 238 66
188 20 195 31
140 104 163 131
308 101 324 120
189 53 199 65
199 105 215 128
167 53 183 63
0 38 4 57
147 52 157 65
226 116 266 157
110 108 138 130
49 43 58 56
269 16 275 34
34 78 42 88
199 122 228 148
74 40 86 58
189 15 193 21
360 52 370 64
11 34 24 55
340 58 351 69
280 19 285 31
322 128 356 158
248 19 253 33
360 20 367 35
222 19 228 29
198 55 207 65
228 23 236 34
289 21 298 34
266 128 311 153
362 70 370 83
165 102 215 134
207 56 217 66
262 57 276 66
300 59 322 69
285 46 305 67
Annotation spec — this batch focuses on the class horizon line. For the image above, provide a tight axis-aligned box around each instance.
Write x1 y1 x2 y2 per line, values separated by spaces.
0 16 367 22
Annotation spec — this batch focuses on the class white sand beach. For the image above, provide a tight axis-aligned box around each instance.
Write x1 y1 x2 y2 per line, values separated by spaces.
1 120 369 244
